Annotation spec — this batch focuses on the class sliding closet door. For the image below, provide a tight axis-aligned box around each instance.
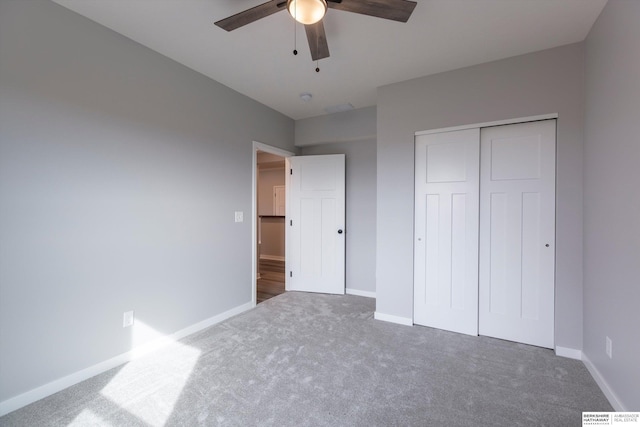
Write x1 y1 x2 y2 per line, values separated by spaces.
479 120 556 348
414 129 480 336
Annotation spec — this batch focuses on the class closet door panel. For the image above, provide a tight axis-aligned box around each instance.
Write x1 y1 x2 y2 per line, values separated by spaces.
479 120 556 349
414 129 480 336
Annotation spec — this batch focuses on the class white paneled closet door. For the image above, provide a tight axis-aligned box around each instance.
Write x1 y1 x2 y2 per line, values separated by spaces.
414 129 480 336
413 119 556 349
478 120 556 348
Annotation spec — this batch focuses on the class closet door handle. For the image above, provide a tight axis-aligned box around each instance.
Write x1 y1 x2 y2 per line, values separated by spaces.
338 229 343 234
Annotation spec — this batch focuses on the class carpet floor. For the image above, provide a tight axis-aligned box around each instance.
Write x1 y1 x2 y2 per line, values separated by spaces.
0 292 612 426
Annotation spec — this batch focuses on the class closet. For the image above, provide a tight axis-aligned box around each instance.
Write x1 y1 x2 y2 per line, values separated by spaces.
413 120 556 348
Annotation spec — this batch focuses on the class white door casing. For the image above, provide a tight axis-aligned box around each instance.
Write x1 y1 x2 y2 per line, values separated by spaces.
286 154 345 294
479 120 556 348
414 129 480 335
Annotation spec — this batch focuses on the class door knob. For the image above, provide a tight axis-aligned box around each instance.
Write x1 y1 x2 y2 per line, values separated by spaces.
545 244 550 247
338 229 343 234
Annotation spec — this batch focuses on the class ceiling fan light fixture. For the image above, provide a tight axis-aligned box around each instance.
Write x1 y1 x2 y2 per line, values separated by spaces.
287 0 327 25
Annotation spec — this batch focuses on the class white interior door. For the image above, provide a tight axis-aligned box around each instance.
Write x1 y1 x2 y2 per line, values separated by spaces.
286 154 345 294
414 129 480 335
479 120 556 348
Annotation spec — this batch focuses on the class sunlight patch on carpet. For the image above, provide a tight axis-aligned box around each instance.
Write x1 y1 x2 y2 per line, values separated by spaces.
99 320 201 426
69 408 112 426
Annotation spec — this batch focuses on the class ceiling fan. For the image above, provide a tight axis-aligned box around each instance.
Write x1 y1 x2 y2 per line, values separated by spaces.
214 0 417 62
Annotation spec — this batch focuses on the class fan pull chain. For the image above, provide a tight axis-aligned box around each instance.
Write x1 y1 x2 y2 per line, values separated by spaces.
292 2 298 55
315 33 320 72
292 25 298 55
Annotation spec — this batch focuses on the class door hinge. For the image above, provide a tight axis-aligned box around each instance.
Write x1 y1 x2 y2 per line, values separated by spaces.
289 271 292 277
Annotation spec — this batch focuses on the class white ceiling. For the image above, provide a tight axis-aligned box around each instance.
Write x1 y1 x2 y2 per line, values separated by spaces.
52 0 607 120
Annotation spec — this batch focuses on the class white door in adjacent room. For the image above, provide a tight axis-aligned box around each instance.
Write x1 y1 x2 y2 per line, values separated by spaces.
286 154 345 294
414 129 480 336
274 185 285 216
478 120 556 348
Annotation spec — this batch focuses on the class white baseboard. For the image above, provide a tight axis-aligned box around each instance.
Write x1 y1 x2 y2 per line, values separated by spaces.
259 255 285 261
346 288 376 299
582 353 626 411
374 311 413 326
0 301 253 417
555 346 582 360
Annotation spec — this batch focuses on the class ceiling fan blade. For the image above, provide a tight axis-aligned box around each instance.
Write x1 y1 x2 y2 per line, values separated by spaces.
305 21 330 61
215 1 287 31
327 0 417 23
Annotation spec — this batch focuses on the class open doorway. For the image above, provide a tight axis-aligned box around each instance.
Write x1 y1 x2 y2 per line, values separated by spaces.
252 142 294 305
256 151 285 303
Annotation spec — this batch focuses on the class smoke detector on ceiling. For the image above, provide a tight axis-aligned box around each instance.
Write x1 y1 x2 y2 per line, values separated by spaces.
300 93 313 102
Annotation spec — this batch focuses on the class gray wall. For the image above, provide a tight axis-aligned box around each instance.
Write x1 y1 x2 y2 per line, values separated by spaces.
295 106 376 147
376 43 586 350
584 0 640 410
300 139 377 295
0 0 294 403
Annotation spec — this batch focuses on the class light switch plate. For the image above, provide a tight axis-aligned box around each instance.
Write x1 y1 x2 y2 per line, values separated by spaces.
234 211 243 223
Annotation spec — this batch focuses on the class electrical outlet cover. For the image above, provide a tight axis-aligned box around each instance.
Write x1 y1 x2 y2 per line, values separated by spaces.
123 310 134 328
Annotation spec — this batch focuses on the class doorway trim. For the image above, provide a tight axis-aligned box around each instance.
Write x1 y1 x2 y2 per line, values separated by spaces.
252 141 295 307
